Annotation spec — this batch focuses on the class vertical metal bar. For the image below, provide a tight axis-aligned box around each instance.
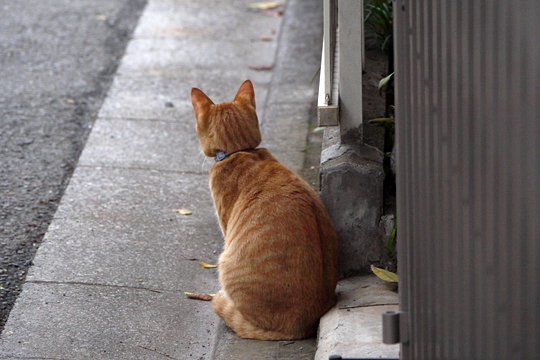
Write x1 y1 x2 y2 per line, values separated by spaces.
471 1 484 358
360 0 365 69
415 0 426 355
483 1 497 357
523 2 540 356
525 4 540 357
394 0 410 357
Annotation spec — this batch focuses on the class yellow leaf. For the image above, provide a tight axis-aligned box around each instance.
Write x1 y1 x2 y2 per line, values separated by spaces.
175 208 192 215
248 1 281 10
199 261 217 269
96 14 108 21
371 265 399 283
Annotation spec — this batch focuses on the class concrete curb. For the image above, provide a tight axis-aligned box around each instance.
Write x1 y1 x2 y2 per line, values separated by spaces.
315 276 400 360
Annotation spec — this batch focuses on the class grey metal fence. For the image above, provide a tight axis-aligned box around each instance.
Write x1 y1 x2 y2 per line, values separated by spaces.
394 0 540 359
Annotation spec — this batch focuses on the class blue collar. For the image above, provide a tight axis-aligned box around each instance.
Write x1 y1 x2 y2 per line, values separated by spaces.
215 148 254 162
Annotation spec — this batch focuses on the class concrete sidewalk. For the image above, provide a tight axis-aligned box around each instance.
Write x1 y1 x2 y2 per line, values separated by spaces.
0 0 322 359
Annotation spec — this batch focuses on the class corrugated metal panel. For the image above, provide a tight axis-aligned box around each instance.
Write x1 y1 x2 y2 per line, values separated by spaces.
395 0 540 359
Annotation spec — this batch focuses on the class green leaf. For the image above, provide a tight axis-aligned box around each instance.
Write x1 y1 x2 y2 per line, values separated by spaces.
371 265 399 283
386 216 397 255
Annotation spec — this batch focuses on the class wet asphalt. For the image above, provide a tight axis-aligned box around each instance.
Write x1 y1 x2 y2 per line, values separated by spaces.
0 0 146 332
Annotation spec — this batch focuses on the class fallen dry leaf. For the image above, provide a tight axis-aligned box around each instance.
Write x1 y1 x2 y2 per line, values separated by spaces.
248 1 281 10
371 265 399 283
258 35 274 41
199 261 217 269
96 14 108 21
184 292 214 301
249 64 274 71
175 208 192 216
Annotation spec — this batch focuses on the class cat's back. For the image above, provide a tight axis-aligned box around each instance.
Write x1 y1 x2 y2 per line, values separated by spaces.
210 148 321 217
211 148 335 262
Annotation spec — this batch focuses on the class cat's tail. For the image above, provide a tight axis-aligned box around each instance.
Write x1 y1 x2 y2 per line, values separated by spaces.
212 290 311 341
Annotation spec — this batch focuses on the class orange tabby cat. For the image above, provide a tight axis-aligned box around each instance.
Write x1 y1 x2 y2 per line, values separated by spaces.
191 80 338 340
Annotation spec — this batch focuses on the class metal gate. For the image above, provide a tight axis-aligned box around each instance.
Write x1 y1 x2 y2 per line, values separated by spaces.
394 0 540 358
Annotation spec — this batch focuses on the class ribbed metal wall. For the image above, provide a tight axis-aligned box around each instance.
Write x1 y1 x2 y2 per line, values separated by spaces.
395 0 540 359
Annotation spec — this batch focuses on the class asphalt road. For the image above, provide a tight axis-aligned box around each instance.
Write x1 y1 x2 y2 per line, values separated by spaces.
0 0 146 332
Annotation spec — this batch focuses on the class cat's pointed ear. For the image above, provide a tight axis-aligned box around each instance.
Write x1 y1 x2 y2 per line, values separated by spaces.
234 80 256 109
191 87 214 118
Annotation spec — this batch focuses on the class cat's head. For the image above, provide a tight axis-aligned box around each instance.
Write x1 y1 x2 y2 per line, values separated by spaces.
191 80 261 157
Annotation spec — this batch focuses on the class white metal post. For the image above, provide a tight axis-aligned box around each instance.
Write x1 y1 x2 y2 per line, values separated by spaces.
338 0 364 135
318 0 339 126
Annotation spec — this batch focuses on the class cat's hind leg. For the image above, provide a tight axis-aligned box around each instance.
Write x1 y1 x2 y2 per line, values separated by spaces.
212 290 294 341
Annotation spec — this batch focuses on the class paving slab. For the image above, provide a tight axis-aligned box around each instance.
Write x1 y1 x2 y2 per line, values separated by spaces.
0 283 218 360
212 324 316 360
119 38 278 75
27 167 220 291
98 73 270 121
78 117 205 172
261 101 314 173
29 219 220 292
258 0 322 173
266 0 322 106
134 0 282 42
51 167 215 223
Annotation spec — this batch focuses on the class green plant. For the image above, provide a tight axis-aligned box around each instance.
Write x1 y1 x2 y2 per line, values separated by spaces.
370 75 397 258
366 0 397 262
370 74 395 130
386 214 397 256
365 0 393 54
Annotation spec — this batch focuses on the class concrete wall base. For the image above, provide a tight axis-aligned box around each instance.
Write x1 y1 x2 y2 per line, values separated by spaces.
320 126 385 278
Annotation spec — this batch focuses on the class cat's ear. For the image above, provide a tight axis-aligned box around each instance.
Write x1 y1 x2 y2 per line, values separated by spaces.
234 80 256 109
191 87 214 118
